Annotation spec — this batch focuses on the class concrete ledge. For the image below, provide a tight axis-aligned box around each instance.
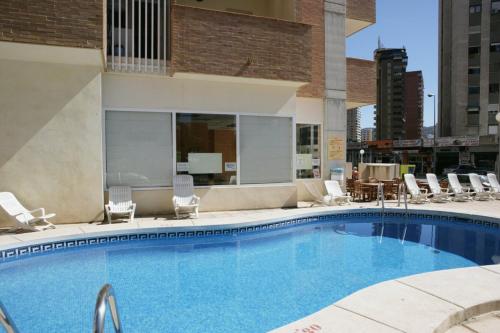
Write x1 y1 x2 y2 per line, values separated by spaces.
273 266 500 333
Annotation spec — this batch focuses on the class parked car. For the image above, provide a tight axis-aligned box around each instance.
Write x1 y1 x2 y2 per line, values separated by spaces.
442 165 493 184
442 165 490 176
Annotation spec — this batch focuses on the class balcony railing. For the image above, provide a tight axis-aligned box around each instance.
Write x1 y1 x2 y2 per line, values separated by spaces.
346 58 376 108
106 0 170 74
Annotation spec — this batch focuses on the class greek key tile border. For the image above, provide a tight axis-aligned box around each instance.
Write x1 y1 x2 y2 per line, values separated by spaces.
1 211 499 261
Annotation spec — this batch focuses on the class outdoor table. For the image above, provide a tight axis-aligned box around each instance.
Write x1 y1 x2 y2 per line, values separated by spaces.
361 183 379 201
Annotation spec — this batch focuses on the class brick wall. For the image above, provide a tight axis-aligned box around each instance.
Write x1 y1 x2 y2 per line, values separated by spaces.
346 0 376 23
0 0 103 49
346 58 376 105
171 4 312 83
296 0 324 98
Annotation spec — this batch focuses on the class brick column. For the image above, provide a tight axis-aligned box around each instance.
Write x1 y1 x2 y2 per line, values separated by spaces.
323 0 347 179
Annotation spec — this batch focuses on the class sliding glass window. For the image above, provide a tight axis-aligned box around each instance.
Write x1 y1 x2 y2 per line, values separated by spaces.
176 113 237 186
239 116 293 184
105 111 173 187
296 124 321 179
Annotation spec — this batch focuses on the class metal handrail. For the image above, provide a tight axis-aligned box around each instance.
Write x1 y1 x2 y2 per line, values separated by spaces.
0 301 19 333
93 284 123 333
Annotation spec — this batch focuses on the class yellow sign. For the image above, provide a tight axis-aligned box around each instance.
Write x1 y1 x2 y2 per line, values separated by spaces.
328 134 345 160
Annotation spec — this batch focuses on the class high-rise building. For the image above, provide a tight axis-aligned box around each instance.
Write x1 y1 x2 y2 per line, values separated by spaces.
404 71 424 139
347 108 361 142
374 48 408 140
439 0 500 169
361 128 375 142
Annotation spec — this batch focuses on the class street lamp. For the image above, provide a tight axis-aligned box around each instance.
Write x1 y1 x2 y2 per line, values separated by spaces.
427 93 437 172
359 149 365 164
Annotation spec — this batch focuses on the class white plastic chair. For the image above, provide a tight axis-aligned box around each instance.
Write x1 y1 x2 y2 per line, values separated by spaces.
487 173 500 200
447 173 472 201
105 186 136 223
426 173 450 203
404 174 429 204
324 180 352 205
0 192 55 231
172 175 200 218
469 173 492 201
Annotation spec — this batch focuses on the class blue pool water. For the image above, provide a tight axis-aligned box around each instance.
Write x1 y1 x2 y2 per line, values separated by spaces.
1 216 500 333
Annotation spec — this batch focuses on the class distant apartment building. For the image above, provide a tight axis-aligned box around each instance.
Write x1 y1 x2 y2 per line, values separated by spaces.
374 48 408 140
361 128 375 142
404 71 424 139
0 0 376 225
347 108 361 142
439 0 500 169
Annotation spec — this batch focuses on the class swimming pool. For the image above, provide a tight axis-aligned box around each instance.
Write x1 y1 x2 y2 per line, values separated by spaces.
1 214 500 333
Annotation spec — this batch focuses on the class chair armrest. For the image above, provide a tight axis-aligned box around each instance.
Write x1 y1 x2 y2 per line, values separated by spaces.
29 207 45 216
419 188 428 194
191 195 201 205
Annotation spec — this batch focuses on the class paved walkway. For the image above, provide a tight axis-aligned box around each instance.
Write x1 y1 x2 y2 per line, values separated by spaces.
447 311 500 333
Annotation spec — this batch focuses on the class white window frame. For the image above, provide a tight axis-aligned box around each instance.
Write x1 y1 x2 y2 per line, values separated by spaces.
295 122 322 180
102 107 296 190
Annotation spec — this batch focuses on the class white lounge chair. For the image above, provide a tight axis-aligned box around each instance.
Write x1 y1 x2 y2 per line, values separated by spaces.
487 173 500 200
426 173 450 203
172 175 200 218
0 192 55 231
105 186 136 223
447 173 472 201
404 174 429 204
469 173 492 201
303 181 333 206
324 180 352 205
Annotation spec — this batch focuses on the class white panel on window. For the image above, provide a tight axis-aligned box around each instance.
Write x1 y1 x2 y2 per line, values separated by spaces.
106 111 172 187
240 116 293 184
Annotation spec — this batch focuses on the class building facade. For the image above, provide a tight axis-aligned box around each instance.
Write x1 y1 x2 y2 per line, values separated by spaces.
439 0 500 170
0 0 376 225
404 71 424 140
361 128 375 142
374 48 408 140
347 108 361 142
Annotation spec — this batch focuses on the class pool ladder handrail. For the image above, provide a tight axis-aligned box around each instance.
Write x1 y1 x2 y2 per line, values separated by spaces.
93 284 123 333
0 301 19 333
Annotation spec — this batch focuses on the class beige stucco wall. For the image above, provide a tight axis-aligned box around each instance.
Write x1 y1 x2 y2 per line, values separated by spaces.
105 185 297 215
102 73 301 214
0 55 104 226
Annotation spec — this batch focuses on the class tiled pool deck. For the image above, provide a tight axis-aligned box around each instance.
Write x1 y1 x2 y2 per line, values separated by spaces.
2 199 500 332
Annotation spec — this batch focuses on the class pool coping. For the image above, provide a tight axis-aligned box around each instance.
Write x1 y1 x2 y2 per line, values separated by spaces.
2 204 500 332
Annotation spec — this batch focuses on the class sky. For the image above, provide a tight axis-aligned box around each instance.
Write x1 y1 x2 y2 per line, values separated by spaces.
346 0 439 128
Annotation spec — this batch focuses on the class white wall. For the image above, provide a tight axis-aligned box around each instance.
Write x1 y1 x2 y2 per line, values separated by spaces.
103 73 297 115
0 58 104 226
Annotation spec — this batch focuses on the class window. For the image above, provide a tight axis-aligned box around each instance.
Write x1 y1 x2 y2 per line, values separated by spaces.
489 125 498 135
490 43 500 52
468 86 480 94
469 4 481 14
493 0 500 14
176 113 236 186
296 124 321 179
106 111 173 188
240 116 293 184
468 67 480 75
469 46 480 55
490 83 499 93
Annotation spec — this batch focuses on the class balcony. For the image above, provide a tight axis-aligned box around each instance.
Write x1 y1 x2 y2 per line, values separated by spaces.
170 4 312 84
346 0 376 36
346 58 376 108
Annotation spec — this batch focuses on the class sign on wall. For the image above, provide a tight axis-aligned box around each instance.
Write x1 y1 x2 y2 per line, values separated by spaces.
327 134 345 160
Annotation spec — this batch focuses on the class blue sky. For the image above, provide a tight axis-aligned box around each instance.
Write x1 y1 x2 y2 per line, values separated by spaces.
346 0 439 128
